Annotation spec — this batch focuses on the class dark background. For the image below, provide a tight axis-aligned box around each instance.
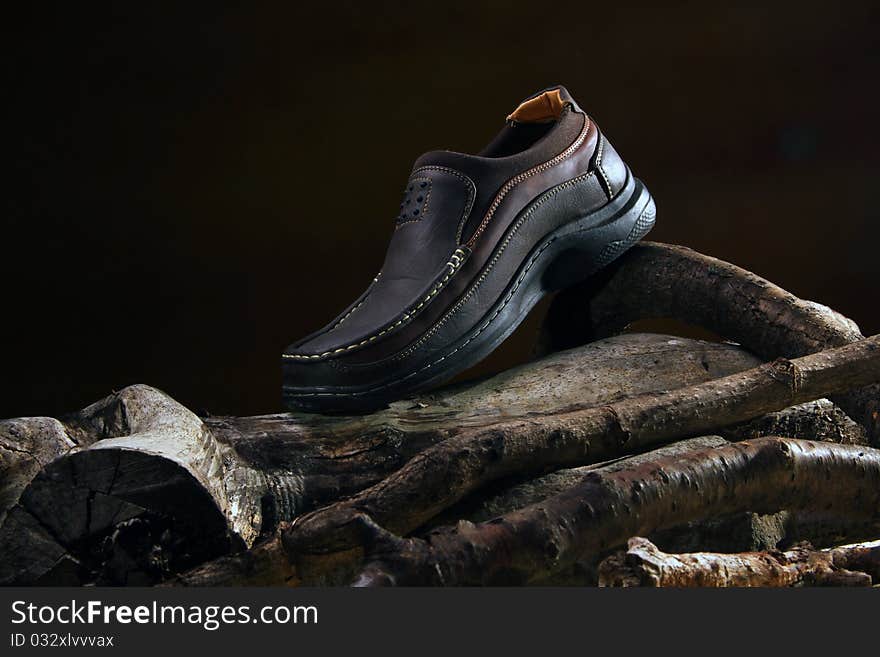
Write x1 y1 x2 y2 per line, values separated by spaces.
4 2 879 419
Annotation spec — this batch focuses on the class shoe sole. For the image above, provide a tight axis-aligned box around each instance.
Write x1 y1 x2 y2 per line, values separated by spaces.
284 174 655 413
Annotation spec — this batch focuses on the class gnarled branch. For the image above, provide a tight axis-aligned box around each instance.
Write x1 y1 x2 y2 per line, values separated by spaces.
538 242 880 443
353 438 880 586
286 335 880 562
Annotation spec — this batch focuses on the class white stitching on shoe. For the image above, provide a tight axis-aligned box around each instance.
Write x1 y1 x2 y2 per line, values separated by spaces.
287 194 654 399
283 248 470 360
284 119 589 363
288 237 557 397
285 167 475 359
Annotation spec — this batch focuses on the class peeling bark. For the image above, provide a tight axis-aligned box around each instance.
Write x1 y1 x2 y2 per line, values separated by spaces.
721 398 867 445
598 537 880 587
353 438 880 586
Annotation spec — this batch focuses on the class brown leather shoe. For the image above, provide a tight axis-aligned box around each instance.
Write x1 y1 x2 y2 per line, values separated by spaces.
283 85 655 413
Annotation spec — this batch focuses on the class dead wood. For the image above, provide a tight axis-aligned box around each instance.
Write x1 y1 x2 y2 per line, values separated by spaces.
435 399 866 529
2 242 878 588
0 385 244 585
353 438 880 586
286 335 880 563
598 537 880 587
179 336 880 586
720 398 866 444
208 332 760 528
429 436 729 527
0 334 763 585
538 242 880 443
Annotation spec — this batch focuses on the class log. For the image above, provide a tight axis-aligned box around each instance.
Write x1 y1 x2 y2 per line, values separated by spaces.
434 399 866 528
353 438 880 586
538 242 880 443
184 336 880 587
436 431 875 585
3 243 877 587
287 335 880 562
0 417 79 527
0 333 763 585
429 436 730 527
0 385 247 585
598 537 880 587
209 332 761 524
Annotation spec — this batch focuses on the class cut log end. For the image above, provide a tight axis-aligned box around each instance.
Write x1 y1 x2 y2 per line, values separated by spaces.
0 385 243 586
2 446 238 586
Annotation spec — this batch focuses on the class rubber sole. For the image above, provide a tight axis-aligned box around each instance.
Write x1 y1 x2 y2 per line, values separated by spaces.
284 177 655 413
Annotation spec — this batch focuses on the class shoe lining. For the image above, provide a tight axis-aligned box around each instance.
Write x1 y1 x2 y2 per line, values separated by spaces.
478 90 570 159
506 89 566 123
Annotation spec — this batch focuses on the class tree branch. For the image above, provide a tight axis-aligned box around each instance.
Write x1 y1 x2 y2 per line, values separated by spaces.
2 334 762 585
538 242 880 443
598 537 880 587
354 437 880 585
286 336 880 562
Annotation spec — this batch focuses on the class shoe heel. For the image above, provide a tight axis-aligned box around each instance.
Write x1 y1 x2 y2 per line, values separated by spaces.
543 180 655 290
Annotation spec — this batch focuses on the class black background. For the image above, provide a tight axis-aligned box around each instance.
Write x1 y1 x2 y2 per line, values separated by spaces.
4 2 879 419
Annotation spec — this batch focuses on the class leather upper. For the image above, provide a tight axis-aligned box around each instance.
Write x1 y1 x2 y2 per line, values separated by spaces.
295 166 475 358
283 85 626 369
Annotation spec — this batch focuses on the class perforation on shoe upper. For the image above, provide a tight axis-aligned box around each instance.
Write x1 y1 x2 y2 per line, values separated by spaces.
396 178 432 225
